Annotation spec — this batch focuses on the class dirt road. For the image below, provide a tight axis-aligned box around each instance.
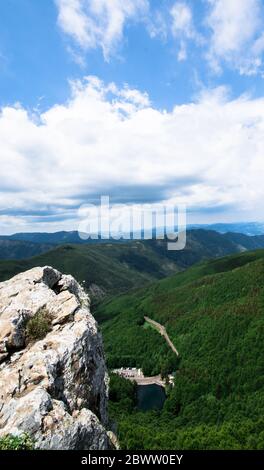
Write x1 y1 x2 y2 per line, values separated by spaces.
144 316 179 356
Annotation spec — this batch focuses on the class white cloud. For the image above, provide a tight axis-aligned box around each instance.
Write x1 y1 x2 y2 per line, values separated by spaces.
55 0 149 60
170 2 201 61
171 2 194 38
54 0 264 74
0 77 264 233
206 0 264 75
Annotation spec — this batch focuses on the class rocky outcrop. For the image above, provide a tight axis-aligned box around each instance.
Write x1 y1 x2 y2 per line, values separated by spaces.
0 267 111 450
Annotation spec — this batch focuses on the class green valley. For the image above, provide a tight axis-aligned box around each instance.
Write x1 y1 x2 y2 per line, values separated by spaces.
97 249 264 449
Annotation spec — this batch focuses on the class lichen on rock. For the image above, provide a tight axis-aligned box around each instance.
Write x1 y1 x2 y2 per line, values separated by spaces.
0 266 111 450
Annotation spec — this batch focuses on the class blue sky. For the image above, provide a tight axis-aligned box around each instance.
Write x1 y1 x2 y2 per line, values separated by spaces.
0 0 264 233
1 0 264 110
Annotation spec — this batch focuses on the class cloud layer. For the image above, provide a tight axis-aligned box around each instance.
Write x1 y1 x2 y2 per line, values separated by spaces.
0 77 264 233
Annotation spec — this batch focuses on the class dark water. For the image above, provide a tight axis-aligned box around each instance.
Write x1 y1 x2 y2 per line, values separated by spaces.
137 384 166 411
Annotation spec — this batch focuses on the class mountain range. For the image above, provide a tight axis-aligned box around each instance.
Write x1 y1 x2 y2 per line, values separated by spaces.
1 229 264 298
1 220 264 248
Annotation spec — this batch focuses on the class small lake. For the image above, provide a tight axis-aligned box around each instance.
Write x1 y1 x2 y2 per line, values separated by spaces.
137 384 166 411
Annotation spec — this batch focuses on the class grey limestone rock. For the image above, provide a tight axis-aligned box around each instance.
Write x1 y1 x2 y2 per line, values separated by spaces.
0 267 111 450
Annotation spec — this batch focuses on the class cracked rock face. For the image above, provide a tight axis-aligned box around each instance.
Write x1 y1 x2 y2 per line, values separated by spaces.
0 266 110 450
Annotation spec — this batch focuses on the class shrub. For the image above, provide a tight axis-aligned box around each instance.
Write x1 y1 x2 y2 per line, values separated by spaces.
0 434 34 450
26 308 52 343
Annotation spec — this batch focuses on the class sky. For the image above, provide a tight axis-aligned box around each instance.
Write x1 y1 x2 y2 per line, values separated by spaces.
0 0 264 234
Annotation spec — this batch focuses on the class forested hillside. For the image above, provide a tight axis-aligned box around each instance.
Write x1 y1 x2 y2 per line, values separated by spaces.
97 250 264 449
0 240 53 260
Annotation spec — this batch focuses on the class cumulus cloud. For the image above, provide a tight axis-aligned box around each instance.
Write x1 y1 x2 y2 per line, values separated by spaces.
55 0 149 59
206 0 264 75
0 77 264 233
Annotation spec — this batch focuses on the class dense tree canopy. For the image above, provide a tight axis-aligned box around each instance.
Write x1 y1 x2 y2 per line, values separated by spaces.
99 250 264 449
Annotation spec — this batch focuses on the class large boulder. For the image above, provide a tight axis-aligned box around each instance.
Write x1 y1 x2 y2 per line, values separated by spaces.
0 267 111 450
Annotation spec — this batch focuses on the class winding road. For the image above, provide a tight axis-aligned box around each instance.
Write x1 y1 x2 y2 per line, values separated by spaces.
144 316 179 356
113 317 178 388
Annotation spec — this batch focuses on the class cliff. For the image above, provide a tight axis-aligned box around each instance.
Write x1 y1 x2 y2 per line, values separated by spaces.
0 266 111 450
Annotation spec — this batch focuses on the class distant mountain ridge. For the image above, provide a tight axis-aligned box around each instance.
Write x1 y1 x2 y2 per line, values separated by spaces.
188 221 264 236
1 221 264 246
0 231 92 245
0 239 54 260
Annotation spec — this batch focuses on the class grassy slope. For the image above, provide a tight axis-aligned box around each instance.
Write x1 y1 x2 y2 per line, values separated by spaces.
97 250 264 449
